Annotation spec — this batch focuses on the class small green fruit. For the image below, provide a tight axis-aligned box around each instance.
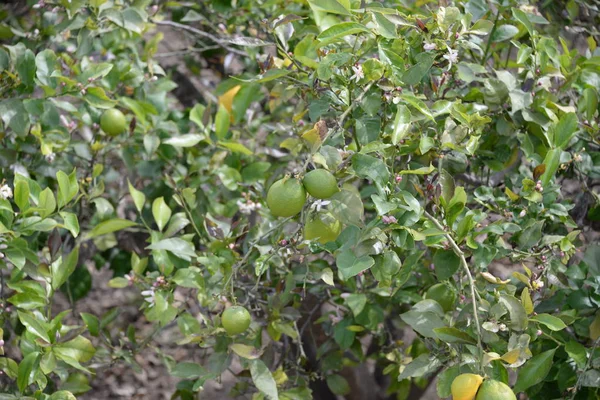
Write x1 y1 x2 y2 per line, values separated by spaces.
221 306 251 336
303 169 338 199
266 177 306 217
474 379 516 400
100 109 127 136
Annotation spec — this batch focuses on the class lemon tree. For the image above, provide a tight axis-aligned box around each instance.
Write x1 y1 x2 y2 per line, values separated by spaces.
0 0 599 399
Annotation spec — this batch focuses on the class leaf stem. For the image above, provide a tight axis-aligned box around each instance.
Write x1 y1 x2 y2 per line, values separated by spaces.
424 211 484 367
481 9 502 66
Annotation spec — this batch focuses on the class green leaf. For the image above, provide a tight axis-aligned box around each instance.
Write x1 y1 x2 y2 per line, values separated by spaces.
219 141 253 155
553 112 578 149
60 211 80 238
38 188 56 219
514 348 556 393
53 335 95 363
336 252 374 280
80 312 99 337
152 197 172 232
400 300 445 338
565 340 587 369
308 0 351 16
48 391 77 400
16 49 35 89
344 293 367 316
215 105 230 139
399 353 442 380
492 24 519 42
512 8 534 35
437 366 461 398
530 313 567 331
250 359 279 400
14 179 30 212
398 94 435 121
146 238 197 261
499 294 528 331
433 327 476 344
17 351 40 393
18 311 51 343
86 218 138 239
402 53 435 85
326 374 350 395
391 105 411 145
0 99 30 136
352 153 390 190
84 87 118 109
539 148 561 186
317 22 370 41
127 180 145 213
164 134 204 148
517 220 544 249
432 249 460 280
56 169 78 207
52 246 79 290
35 49 57 87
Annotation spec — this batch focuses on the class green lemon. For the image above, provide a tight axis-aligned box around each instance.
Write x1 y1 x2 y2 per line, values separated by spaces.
425 282 457 312
221 306 251 335
304 214 341 244
100 108 127 136
303 169 339 199
475 380 516 400
266 177 306 217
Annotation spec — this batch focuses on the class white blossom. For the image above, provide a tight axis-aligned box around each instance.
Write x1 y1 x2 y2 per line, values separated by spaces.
423 42 436 51
237 199 262 215
443 48 459 69
0 185 12 200
45 153 56 163
141 288 155 307
310 200 330 212
349 64 364 83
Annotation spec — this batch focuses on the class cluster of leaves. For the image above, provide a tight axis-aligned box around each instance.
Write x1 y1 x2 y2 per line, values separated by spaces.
0 0 600 399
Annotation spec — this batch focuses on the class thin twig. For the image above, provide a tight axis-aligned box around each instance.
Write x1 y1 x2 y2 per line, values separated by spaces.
571 337 600 399
424 211 484 368
152 19 252 57
481 9 502 66
339 81 375 128
153 45 221 58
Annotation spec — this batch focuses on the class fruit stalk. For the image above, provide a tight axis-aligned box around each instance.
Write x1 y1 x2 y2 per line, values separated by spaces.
424 211 484 368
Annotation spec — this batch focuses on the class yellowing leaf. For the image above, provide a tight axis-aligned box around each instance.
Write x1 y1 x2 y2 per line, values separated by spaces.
505 187 520 201
218 85 241 114
481 271 510 285
501 349 521 364
301 127 321 150
521 287 534 315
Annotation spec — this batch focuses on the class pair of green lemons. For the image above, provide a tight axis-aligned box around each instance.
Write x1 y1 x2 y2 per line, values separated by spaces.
452 374 516 400
266 169 341 244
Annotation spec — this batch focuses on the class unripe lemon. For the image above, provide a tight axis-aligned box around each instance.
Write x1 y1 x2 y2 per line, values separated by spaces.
303 169 338 199
100 109 127 136
304 214 341 244
451 373 483 400
221 305 251 336
266 177 306 217
475 380 516 400
425 282 457 312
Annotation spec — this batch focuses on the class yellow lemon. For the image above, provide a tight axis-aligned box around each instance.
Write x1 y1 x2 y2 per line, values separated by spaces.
451 373 484 400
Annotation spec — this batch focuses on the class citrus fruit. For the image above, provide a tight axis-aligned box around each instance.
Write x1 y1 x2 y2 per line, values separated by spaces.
221 305 251 336
425 282 457 312
475 379 516 400
304 214 341 244
451 373 484 400
266 177 306 217
302 169 338 199
100 108 127 136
